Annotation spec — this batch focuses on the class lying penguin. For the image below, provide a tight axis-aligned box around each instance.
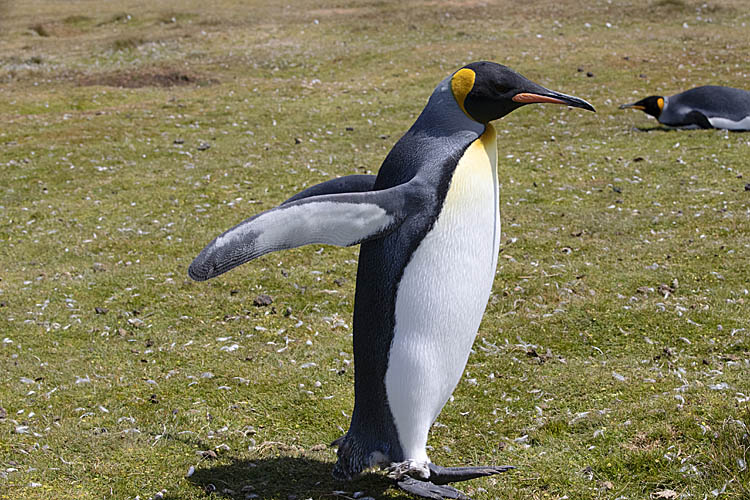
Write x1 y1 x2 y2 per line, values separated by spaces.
620 85 750 130
189 61 594 500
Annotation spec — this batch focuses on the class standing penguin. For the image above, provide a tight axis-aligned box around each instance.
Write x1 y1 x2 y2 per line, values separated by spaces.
620 85 750 130
189 61 594 499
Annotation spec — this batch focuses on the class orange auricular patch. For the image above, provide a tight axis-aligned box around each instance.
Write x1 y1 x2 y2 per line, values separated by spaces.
451 68 476 117
657 97 664 111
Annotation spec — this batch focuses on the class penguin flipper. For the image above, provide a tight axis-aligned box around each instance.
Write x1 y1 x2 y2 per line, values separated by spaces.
188 182 416 281
683 110 712 129
281 174 377 205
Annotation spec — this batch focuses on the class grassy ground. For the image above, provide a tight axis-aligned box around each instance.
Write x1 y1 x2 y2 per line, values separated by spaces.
1 0 749 499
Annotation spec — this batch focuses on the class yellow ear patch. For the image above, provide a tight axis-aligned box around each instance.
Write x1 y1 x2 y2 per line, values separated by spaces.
451 68 476 118
657 97 664 111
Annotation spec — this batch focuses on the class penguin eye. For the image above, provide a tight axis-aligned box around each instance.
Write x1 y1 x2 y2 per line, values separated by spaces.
494 84 510 94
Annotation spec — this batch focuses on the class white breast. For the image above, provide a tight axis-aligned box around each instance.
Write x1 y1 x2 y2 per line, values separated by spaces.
385 125 500 462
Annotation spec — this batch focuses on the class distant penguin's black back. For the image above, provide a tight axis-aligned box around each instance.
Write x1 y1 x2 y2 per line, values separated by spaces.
671 85 750 121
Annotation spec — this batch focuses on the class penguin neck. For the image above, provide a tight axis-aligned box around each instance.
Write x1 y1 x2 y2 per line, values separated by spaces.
411 76 486 139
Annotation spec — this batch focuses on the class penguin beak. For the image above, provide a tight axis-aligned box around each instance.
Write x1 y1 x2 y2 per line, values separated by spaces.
512 89 595 112
619 103 645 110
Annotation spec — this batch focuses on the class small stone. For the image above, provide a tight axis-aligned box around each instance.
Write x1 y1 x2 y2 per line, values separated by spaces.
294 138 302 144
173 138 185 145
253 294 273 307
744 183 750 191
95 307 108 315
197 142 211 151
586 71 594 77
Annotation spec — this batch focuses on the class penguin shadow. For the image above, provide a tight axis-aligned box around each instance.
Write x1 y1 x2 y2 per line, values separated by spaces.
634 126 750 133
176 455 400 500
633 125 678 132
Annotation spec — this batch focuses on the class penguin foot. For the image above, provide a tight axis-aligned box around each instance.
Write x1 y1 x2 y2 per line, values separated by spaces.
393 463 514 499
387 459 430 480
396 477 470 500
425 463 514 485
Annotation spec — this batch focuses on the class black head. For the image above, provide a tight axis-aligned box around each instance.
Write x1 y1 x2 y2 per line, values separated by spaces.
451 61 595 123
619 95 664 118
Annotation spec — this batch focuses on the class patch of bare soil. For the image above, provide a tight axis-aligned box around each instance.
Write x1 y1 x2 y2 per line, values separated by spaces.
77 68 214 88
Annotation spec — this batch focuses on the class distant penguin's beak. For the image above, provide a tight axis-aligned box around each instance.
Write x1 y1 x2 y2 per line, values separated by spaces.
619 103 645 110
512 89 595 112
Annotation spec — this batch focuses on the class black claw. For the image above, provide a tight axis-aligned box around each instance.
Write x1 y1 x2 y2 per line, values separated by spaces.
397 477 471 500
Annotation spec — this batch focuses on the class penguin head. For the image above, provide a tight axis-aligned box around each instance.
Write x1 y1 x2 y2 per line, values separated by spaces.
619 96 664 118
451 61 595 123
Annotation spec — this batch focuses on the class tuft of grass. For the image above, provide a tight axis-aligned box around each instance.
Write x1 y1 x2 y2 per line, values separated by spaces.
111 36 144 51
28 23 50 37
62 15 93 26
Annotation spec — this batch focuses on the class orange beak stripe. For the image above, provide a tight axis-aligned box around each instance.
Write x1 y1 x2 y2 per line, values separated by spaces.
512 93 567 104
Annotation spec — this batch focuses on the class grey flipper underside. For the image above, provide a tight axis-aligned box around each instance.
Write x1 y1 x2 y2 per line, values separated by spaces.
188 179 420 281
396 464 514 500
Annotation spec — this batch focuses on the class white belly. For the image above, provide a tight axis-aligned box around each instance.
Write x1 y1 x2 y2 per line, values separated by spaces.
385 125 499 461
708 115 750 130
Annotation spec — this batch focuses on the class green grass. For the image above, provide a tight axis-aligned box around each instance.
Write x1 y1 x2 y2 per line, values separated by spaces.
1 0 749 499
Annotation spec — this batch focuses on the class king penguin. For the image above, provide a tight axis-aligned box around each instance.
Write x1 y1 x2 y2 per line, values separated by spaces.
620 85 750 130
189 61 594 500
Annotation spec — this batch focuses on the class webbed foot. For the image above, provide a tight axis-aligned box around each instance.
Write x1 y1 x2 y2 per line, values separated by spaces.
426 463 514 485
393 463 514 499
397 477 470 500
387 459 430 480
